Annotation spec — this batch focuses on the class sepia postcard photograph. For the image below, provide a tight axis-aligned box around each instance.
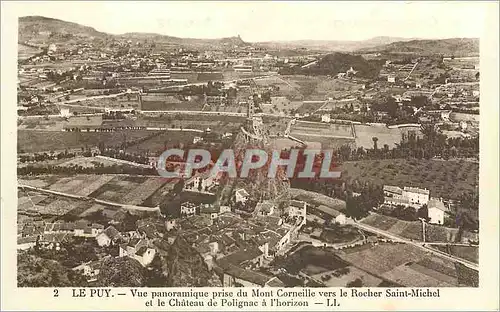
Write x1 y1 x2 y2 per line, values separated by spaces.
1 1 499 311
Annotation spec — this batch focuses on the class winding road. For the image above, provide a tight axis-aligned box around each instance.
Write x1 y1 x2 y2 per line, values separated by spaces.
347 218 478 270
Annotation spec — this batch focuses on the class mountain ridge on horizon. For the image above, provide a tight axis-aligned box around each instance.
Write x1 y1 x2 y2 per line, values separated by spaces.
18 15 479 54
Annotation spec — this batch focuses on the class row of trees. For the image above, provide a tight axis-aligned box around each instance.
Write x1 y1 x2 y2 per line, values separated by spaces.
18 150 77 163
18 163 157 176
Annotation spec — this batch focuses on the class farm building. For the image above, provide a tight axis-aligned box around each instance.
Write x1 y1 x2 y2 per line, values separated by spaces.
428 198 446 225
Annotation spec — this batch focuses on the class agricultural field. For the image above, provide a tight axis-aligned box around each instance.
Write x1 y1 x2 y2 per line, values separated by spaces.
361 214 423 241
18 188 116 218
87 175 171 206
279 245 349 275
450 112 480 124
260 97 303 115
278 244 392 287
18 118 67 131
269 138 303 151
424 224 459 243
443 57 479 70
58 156 120 168
291 120 354 138
17 129 154 153
57 104 105 114
382 261 457 287
289 120 356 149
340 242 463 286
340 159 479 200
290 188 346 211
197 72 224 82
314 78 364 99
292 134 355 149
263 116 290 136
354 124 422 149
253 76 302 99
361 213 478 245
340 242 425 275
432 245 479 264
70 95 140 109
294 101 326 114
320 226 363 244
19 175 113 197
18 43 42 61
18 189 84 216
281 75 323 100
18 174 174 207
312 266 383 287
136 115 245 133
124 131 199 155
140 94 205 111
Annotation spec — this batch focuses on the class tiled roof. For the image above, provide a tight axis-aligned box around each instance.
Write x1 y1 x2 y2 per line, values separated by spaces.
404 186 430 195
384 185 403 195
218 247 263 266
428 197 447 211
218 263 272 286
314 205 343 217
384 196 411 205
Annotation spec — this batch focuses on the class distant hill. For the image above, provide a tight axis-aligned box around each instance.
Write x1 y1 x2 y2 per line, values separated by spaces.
120 32 248 47
19 16 109 43
279 52 384 78
357 38 479 57
256 37 418 52
19 16 249 47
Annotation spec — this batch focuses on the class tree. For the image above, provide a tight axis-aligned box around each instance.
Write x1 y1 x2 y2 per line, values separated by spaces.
346 195 366 220
144 255 168 287
346 278 363 287
417 204 429 221
17 253 88 287
372 137 378 150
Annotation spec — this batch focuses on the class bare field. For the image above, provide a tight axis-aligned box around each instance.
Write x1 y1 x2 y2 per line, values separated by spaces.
290 188 346 211
291 134 355 149
354 124 422 149
291 121 354 138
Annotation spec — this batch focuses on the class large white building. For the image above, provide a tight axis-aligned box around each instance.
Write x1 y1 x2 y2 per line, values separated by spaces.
403 187 430 206
180 202 197 217
383 185 429 208
428 198 446 224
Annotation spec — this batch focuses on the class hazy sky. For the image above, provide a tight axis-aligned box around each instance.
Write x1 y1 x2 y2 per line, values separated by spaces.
10 1 489 42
